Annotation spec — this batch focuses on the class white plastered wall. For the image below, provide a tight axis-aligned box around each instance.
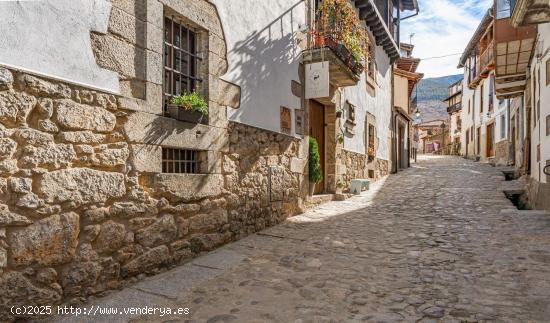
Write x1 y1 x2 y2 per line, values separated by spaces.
460 69 475 156
341 44 392 160
0 0 119 93
212 0 306 136
530 22 550 184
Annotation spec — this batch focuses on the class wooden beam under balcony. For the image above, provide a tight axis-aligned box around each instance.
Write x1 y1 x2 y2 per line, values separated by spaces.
494 17 537 98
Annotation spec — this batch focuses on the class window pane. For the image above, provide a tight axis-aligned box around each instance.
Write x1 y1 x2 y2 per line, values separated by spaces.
174 23 181 47
163 16 203 118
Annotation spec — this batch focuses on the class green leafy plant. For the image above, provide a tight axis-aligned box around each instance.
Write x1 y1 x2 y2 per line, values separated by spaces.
343 32 366 63
316 0 369 64
171 91 209 116
309 137 323 183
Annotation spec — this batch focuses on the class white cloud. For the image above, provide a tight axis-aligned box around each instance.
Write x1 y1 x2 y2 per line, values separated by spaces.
400 0 493 78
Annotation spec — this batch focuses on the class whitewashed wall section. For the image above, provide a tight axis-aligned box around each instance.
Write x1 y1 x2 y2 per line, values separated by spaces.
0 0 119 93
341 44 392 160
211 0 306 136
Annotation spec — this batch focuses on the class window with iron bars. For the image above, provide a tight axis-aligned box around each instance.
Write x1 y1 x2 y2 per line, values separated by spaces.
162 148 203 174
163 15 203 115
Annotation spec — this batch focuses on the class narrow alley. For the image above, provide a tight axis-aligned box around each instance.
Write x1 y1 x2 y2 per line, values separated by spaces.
65 156 550 323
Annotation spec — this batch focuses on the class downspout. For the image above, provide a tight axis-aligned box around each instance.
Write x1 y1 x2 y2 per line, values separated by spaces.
391 65 398 174
507 99 511 164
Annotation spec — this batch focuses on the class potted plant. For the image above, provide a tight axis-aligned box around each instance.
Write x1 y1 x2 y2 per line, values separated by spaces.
315 0 369 75
309 137 323 196
168 91 209 123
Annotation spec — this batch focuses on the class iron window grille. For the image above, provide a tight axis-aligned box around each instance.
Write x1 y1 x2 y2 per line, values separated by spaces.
162 148 200 174
163 15 203 115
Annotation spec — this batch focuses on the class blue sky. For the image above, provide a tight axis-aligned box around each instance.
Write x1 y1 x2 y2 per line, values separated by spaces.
400 0 493 78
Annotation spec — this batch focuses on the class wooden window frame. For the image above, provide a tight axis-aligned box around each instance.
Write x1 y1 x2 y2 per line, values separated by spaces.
480 84 484 114
367 123 376 162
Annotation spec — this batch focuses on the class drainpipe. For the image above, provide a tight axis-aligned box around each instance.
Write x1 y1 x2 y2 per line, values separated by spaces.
507 99 511 164
391 65 398 174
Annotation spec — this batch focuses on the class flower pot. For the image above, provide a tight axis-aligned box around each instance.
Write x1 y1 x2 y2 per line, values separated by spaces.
308 182 316 196
167 105 204 123
314 34 325 48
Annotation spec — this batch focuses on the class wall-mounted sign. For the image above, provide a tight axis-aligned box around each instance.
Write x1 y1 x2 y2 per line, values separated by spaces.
280 106 292 134
295 109 304 135
305 62 329 99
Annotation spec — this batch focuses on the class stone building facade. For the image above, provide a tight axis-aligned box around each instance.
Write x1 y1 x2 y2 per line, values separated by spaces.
0 0 420 318
458 0 550 212
0 0 309 319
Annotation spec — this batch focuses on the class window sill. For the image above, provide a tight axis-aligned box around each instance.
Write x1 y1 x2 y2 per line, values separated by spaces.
148 173 224 202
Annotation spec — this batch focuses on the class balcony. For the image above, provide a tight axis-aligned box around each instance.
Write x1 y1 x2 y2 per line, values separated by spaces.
468 41 494 89
303 33 364 87
303 0 368 88
494 8 537 98
479 41 495 77
511 0 550 26
447 102 462 114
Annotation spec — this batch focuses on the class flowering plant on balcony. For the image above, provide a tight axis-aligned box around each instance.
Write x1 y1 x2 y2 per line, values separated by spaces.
313 0 370 73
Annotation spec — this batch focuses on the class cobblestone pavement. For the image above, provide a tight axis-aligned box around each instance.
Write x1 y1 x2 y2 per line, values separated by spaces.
58 156 550 323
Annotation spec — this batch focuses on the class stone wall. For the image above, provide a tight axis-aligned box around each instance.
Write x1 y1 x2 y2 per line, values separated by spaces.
224 122 306 239
0 67 306 320
524 176 550 212
495 140 512 166
375 158 390 179
340 149 369 191
340 149 388 192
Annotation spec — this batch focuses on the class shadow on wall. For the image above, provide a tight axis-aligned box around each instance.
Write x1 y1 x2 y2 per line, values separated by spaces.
222 1 304 127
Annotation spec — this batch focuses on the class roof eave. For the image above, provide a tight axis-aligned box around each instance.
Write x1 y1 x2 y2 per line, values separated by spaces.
354 0 401 62
458 8 493 68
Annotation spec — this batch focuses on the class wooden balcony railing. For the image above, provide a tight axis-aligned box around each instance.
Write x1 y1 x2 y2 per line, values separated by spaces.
310 0 368 77
447 102 462 114
311 32 365 76
479 41 494 74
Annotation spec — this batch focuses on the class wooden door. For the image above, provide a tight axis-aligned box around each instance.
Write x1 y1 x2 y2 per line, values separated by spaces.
487 122 495 157
398 124 406 169
309 100 325 194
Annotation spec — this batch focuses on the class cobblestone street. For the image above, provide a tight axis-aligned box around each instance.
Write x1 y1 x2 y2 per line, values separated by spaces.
68 156 550 323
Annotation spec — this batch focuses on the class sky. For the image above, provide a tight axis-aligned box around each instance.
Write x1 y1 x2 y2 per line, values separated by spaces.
400 0 493 79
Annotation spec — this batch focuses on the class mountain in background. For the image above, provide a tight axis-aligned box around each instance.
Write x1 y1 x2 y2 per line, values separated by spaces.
414 74 463 122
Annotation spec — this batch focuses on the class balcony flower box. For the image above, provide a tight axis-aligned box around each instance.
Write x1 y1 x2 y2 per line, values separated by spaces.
313 34 365 76
167 105 205 123
169 91 209 124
